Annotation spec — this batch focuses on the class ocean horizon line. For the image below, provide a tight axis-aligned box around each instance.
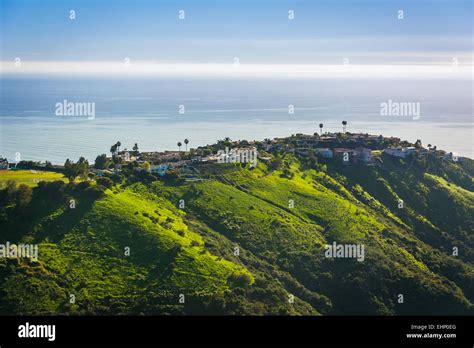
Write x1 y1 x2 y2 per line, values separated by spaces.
1 61 471 80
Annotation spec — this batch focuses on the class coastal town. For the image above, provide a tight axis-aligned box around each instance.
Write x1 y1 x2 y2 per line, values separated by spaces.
0 124 463 182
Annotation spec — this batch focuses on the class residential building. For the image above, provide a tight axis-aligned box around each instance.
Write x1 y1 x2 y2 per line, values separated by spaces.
150 163 169 176
384 147 416 158
355 147 373 163
0 158 8 170
333 148 357 164
315 148 333 159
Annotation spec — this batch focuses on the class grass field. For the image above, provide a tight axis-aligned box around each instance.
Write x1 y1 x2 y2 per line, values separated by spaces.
0 170 66 187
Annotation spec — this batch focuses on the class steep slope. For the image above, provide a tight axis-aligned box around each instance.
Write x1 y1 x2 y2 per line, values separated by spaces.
150 158 473 315
0 152 472 315
0 183 315 315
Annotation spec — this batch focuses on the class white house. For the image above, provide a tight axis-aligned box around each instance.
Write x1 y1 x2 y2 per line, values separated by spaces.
442 152 462 162
119 151 132 162
384 147 416 158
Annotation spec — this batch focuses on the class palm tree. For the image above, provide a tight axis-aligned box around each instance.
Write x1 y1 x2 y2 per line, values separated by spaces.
110 144 117 156
116 141 121 153
184 138 189 151
342 120 347 133
319 123 324 135
177 142 182 152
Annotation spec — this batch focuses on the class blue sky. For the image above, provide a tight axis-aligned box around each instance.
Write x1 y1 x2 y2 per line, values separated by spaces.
1 0 472 64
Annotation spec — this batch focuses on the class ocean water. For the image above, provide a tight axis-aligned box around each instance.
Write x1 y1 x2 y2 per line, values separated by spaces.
0 76 472 164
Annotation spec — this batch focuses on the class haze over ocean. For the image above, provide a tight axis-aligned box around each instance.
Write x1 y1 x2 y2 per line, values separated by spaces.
0 76 472 164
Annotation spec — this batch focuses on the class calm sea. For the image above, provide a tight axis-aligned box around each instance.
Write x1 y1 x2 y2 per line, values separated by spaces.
0 76 472 164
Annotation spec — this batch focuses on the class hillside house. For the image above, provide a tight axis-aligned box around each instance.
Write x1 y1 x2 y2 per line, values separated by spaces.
442 152 462 162
295 135 319 147
348 133 367 141
355 147 373 163
315 148 333 159
142 151 182 163
384 147 416 158
119 151 134 162
0 158 8 170
150 163 170 176
202 154 220 162
319 135 337 142
333 148 357 164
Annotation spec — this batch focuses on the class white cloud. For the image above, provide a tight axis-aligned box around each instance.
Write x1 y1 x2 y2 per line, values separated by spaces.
1 61 471 79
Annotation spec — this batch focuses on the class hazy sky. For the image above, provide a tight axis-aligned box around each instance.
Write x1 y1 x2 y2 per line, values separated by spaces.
0 0 472 77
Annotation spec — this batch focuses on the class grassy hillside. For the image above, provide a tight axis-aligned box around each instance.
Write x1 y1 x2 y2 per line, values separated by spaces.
0 151 472 315
0 170 66 188
0 181 314 315
150 158 472 315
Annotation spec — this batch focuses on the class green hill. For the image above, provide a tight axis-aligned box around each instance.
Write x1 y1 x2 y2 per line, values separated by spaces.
0 149 472 315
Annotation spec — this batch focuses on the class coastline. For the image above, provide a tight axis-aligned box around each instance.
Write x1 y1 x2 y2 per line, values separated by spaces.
1 121 473 165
